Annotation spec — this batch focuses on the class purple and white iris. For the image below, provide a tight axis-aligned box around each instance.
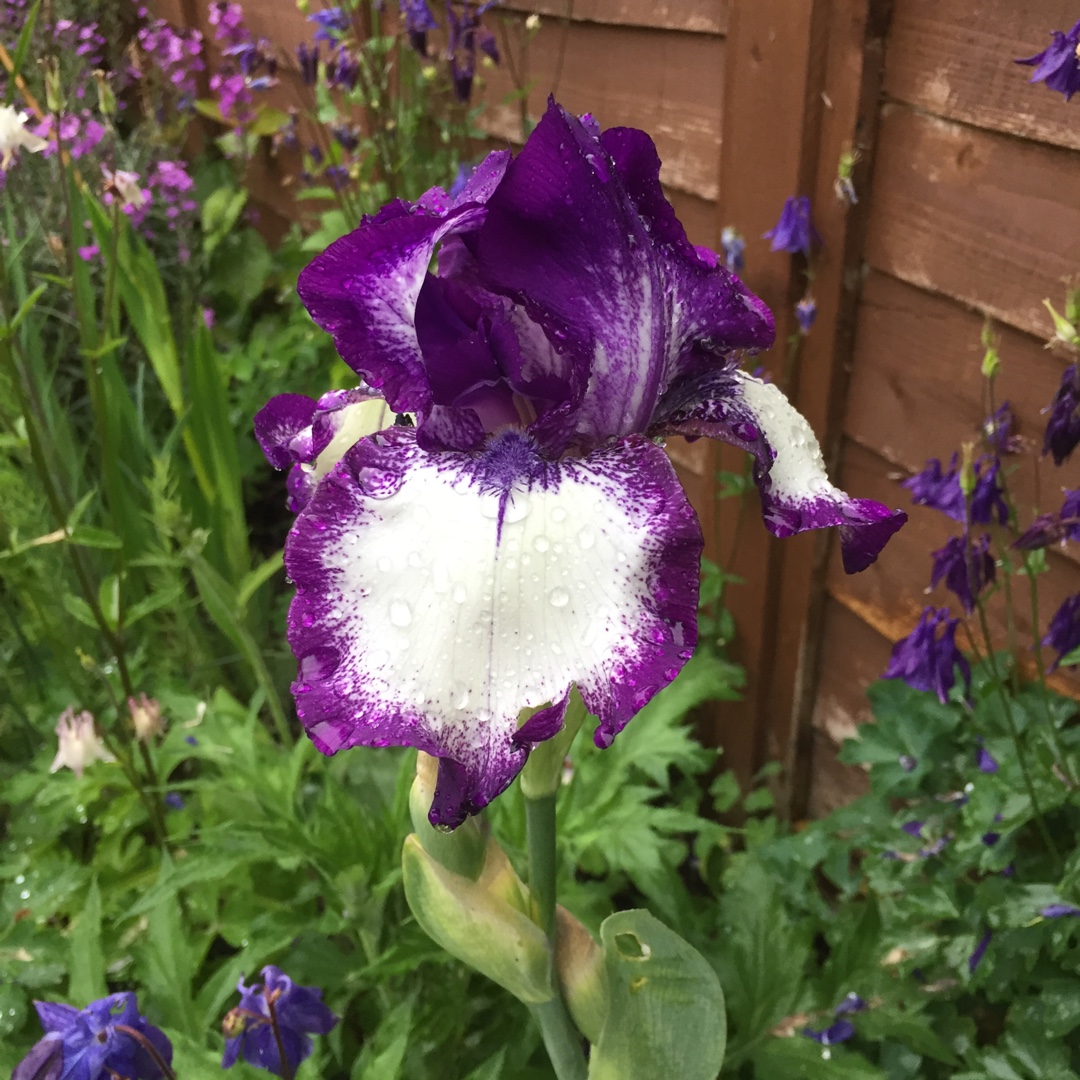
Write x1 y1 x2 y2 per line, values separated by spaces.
259 101 905 827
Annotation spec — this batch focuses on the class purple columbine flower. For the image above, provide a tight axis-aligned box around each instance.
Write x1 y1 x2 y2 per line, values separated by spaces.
1043 364 1080 464
1044 593 1080 670
296 41 320 85
982 831 1000 846
400 0 438 54
802 1019 855 1046
834 993 868 1016
308 6 350 42
1015 489 1080 551
1016 20 1080 102
975 736 999 773
763 195 820 257
795 295 817 334
901 820 924 838
968 929 992 973
260 101 905 827
13 993 173 1080
983 402 1022 456
929 532 995 614
884 607 971 704
1041 903 1080 918
899 753 918 771
446 1 501 103
903 454 1007 526
222 966 338 1076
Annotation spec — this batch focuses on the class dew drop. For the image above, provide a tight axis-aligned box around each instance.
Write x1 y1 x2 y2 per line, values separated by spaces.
577 527 596 549
548 586 570 608
390 601 412 627
533 535 550 553
551 506 567 523
377 556 393 572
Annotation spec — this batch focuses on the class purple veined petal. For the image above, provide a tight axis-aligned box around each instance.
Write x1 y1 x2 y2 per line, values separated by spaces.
33 1001 84 1035
297 155 509 414
12 1035 64 1080
283 427 702 827
1041 903 1080 918
655 369 905 572
255 394 318 469
474 100 773 450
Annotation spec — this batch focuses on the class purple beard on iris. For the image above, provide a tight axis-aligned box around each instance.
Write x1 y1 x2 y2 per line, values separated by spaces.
258 99 906 827
1016 20 1080 102
884 607 971 705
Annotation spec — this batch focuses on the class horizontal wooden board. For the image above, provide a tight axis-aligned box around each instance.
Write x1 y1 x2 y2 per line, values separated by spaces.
885 0 1080 152
825 439 1080 698
865 104 1080 339
844 271 1078 562
479 15 724 200
497 1 726 35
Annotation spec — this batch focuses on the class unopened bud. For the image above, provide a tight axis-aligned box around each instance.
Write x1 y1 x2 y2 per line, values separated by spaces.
980 321 1000 378
402 835 554 1004
93 71 116 117
42 58 64 113
1044 299 1080 347
555 905 607 1043
958 442 977 498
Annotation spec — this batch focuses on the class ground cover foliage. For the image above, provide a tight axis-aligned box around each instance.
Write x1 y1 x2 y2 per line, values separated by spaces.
3 1 1080 1077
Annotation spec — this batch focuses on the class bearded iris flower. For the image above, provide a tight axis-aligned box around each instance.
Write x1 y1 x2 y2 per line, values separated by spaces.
261 101 905 827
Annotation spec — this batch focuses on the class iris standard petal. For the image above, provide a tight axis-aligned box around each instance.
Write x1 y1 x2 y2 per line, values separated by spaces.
474 100 773 450
284 427 701 826
655 369 906 572
297 154 509 414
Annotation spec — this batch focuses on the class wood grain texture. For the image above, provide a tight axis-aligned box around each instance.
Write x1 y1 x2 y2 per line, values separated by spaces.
480 15 725 199
865 104 1080 340
885 0 1080 151
497 0 727 35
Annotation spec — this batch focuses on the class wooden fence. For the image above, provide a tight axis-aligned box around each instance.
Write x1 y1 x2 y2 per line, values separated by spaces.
168 0 1080 815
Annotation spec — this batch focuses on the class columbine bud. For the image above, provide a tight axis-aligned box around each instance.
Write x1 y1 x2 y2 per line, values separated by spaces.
1044 298 1080 347
128 693 164 742
958 442 977 498
92 70 117 117
525 13 541 31
981 321 1000 378
50 708 115 778
42 58 64 113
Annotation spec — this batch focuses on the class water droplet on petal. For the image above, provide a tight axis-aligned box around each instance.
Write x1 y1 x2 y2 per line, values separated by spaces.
390 600 412 627
533 536 550 552
577 527 595 549
452 583 468 603
548 586 570 608
551 506 567 523
377 556 393 572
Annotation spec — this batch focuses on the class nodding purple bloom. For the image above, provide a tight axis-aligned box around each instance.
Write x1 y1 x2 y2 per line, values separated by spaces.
446 2 501 103
209 1 247 46
1041 903 1080 918
975 737 999 774
982 831 1000 846
968 929 992 973
901 820 924 838
834 993 868 1016
1044 593 1080 670
1015 488 1080 551
795 296 817 334
325 165 350 190
1043 364 1080 465
265 101 904 827
903 454 1007 526
400 0 438 54
297 42 320 86
720 226 745 273
13 993 173 1080
929 532 995 614
899 753 918 771
328 49 359 89
802 1019 855 1046
308 6 350 42
222 966 338 1077
165 792 185 810
983 402 1022 456
763 195 820 257
332 124 360 152
884 607 971 705
1016 20 1080 102
919 835 950 857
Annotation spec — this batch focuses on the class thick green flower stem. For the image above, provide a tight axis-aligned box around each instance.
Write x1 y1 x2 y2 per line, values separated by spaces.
525 793 588 1080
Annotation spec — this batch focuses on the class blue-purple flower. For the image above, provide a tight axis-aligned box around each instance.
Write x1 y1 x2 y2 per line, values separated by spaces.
975 736 999 773
902 454 1007 526
1016 21 1080 102
795 295 817 334
968 929 992 973
720 226 745 273
763 195 820 257
446 1 500 103
308 6 350 42
13 993 173 1080
222 966 338 1077
1043 364 1080 464
983 402 1022 456
259 101 905 827
1041 903 1080 918
1044 593 1080 670
884 607 971 704
400 0 438 54
802 1019 855 1046
1015 488 1080 551
929 532 995 614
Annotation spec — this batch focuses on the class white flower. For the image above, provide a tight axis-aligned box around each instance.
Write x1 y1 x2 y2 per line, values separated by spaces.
50 708 116 779
128 693 165 741
0 105 48 170
101 166 149 211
